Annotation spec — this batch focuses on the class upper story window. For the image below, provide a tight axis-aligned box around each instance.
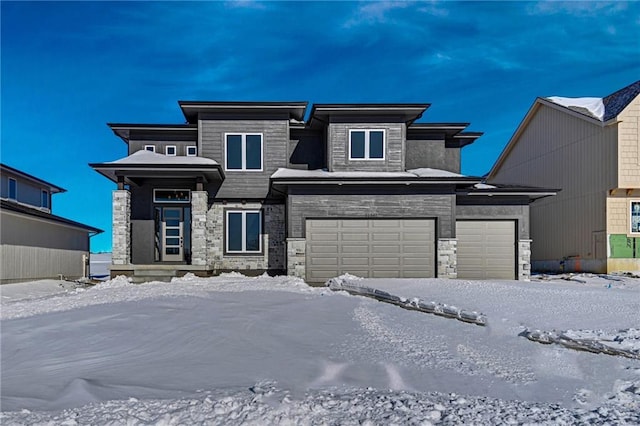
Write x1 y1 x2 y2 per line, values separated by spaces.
144 145 156 152
225 134 263 171
8 178 17 200
349 129 385 160
186 146 197 156
41 190 49 209
165 146 177 156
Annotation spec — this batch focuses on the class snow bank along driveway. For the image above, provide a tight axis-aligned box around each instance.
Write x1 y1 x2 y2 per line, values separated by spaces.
1 273 639 425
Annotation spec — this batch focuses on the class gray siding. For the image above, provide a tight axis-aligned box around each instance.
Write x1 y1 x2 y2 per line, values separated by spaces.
287 187 455 239
200 119 289 198
328 123 405 172
455 202 530 240
489 103 617 263
1 245 88 284
405 139 461 173
1 172 49 209
0 209 89 251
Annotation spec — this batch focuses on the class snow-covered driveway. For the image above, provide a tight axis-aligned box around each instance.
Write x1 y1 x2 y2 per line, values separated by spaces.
1 273 639 424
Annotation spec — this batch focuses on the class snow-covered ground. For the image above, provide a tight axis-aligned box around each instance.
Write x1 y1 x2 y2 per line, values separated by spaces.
1 273 639 425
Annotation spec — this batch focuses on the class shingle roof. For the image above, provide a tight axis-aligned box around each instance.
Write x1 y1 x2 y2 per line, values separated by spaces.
603 80 640 121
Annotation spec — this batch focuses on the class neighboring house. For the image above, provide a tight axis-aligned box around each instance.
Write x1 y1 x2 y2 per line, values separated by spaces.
90 101 555 283
0 164 103 283
487 80 640 274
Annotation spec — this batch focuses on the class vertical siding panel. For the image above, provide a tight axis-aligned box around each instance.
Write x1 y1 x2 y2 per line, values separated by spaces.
490 104 616 262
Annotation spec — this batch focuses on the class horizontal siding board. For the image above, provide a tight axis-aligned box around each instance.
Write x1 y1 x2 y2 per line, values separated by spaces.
0 244 88 283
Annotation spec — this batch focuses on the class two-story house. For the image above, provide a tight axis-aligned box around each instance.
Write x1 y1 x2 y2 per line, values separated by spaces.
0 164 103 283
91 101 555 283
488 80 640 274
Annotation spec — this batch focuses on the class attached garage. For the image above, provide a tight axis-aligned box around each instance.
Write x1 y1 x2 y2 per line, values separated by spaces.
456 220 516 279
305 218 435 283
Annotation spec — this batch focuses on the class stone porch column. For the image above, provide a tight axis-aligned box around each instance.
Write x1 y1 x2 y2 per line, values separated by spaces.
191 191 208 266
437 238 457 279
518 239 532 281
112 190 131 265
287 238 306 280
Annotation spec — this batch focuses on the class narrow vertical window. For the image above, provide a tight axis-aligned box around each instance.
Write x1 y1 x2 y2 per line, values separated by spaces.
8 178 17 200
631 201 640 234
41 190 49 209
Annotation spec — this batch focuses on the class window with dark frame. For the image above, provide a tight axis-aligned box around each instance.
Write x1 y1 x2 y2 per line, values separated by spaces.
226 210 262 253
349 130 385 160
8 178 17 200
225 134 262 171
41 190 49 209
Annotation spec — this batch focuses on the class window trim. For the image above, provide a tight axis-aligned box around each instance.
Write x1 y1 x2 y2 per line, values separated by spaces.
153 189 191 203
225 209 263 254
8 177 17 200
630 199 640 235
348 129 386 161
224 133 264 172
186 145 197 157
165 145 177 156
144 145 156 153
41 189 49 209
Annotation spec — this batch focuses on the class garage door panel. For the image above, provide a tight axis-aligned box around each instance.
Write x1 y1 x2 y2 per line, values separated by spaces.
306 218 435 283
457 220 515 280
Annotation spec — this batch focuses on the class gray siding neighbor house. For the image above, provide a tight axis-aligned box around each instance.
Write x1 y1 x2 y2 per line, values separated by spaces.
91 101 555 283
0 164 103 283
488 80 640 274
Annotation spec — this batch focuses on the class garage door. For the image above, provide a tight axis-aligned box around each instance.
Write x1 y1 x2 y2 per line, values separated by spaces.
456 220 516 279
305 218 435 283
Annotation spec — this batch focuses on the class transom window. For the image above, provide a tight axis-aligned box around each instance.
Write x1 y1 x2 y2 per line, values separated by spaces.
8 178 17 200
144 145 156 152
226 210 262 253
41 190 49 209
153 189 190 203
225 134 263 171
186 146 197 156
631 200 640 234
349 129 385 160
165 145 177 156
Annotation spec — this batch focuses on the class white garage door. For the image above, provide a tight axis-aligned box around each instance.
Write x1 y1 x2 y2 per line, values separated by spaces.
456 220 516 280
305 218 435 283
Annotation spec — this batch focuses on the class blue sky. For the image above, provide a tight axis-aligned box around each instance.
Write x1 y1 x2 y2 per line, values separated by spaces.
2 1 639 252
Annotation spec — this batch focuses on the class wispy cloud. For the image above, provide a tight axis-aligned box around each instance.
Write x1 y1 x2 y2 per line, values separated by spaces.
527 1 628 17
343 1 414 28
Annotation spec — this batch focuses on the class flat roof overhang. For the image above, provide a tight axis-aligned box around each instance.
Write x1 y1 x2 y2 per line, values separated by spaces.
272 176 482 186
178 101 308 123
458 188 559 201
310 103 430 126
90 163 225 186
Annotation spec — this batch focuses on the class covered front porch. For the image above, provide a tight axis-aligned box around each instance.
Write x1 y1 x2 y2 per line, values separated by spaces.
90 150 224 277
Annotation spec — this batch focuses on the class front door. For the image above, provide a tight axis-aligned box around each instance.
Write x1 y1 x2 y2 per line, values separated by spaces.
162 208 183 261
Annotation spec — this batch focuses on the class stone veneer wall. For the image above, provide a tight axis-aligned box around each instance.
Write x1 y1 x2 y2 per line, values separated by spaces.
518 239 532 281
287 238 306 279
112 190 131 265
437 238 457 279
206 202 285 272
191 191 208 266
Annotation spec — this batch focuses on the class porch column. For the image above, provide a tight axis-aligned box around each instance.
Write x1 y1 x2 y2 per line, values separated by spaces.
191 191 208 266
437 238 457 279
112 190 131 265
